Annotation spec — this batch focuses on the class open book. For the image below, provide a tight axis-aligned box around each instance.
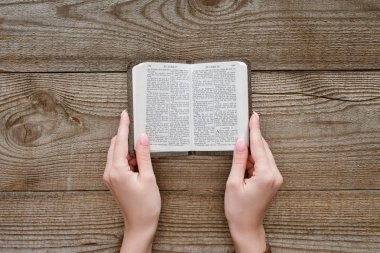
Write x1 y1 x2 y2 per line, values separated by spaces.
128 60 250 155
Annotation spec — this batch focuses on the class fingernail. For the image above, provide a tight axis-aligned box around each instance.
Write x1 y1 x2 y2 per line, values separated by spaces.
140 133 149 146
253 111 260 118
235 138 246 152
121 110 126 117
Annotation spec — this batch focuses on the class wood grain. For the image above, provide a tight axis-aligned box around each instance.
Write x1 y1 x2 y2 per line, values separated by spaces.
1 1 379 252
0 0 379 72
0 72 379 192
0 191 378 252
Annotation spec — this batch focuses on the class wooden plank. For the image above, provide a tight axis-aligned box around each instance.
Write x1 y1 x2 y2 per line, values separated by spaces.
0 191 378 252
252 71 380 192
0 0 379 72
0 72 379 192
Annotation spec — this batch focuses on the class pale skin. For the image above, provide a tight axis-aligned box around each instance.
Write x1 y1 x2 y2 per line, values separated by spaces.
103 110 282 253
225 111 283 253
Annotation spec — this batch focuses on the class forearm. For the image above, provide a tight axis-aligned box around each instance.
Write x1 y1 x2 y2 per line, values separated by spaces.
120 228 155 253
230 225 267 253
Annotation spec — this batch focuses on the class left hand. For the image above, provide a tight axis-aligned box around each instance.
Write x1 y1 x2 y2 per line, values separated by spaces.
103 110 161 253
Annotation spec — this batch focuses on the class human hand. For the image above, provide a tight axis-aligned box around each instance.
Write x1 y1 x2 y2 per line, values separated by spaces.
225 112 283 253
103 110 161 253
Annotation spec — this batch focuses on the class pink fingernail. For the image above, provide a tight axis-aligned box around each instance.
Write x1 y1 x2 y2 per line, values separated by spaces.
140 134 149 146
121 110 126 117
235 138 245 152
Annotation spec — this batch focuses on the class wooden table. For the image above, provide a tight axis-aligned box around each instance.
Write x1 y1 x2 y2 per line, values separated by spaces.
0 0 379 252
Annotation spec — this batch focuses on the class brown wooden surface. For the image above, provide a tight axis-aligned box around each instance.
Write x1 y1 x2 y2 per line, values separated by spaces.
0 191 379 252
0 72 379 192
0 71 379 252
0 0 379 252
0 0 380 72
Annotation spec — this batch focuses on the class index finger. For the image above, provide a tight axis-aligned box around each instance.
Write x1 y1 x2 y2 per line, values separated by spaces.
113 110 130 167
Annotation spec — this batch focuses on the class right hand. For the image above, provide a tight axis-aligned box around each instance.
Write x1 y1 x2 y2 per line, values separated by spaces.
225 112 283 253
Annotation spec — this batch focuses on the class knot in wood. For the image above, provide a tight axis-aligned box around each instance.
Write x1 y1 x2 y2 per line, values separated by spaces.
29 90 58 114
11 122 43 145
189 0 246 17
198 0 223 6
5 90 85 147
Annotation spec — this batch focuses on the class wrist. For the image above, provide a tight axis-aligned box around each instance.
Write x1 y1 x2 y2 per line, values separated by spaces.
121 226 157 253
230 225 266 253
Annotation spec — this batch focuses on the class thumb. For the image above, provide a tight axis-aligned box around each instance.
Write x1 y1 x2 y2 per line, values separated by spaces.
227 138 248 186
136 134 154 179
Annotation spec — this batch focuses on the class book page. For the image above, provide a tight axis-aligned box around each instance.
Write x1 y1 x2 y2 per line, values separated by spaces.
191 61 249 151
132 62 192 152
